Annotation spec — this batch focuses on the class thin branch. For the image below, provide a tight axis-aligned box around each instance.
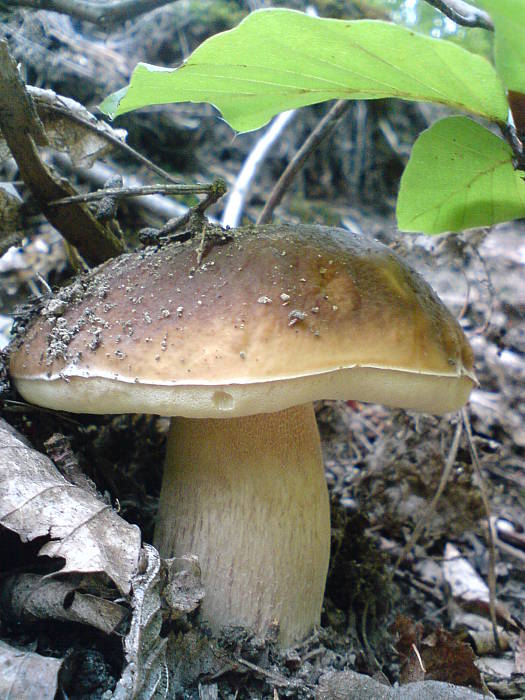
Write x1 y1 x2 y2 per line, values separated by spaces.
51 155 189 223
0 40 123 265
424 0 494 31
257 100 350 225
392 418 463 573
4 0 178 29
462 407 500 650
50 183 214 207
139 179 227 246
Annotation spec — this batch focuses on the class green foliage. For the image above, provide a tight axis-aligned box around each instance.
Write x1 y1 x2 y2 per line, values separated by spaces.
397 117 525 233
100 9 507 131
101 4 525 236
473 0 525 92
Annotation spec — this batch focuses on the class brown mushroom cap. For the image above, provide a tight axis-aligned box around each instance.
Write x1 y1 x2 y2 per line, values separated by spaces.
10 224 475 416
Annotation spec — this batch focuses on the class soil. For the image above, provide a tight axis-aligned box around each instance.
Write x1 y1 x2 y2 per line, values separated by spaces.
0 2 524 699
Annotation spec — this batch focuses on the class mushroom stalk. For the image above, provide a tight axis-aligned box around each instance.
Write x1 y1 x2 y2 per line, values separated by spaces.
154 403 331 647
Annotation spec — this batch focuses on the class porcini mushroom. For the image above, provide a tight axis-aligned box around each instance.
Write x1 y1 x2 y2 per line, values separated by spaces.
9 224 475 646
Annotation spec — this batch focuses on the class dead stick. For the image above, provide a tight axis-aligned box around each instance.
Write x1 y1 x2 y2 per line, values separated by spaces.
424 0 494 30
3 0 177 28
51 183 213 207
0 41 124 265
257 100 350 225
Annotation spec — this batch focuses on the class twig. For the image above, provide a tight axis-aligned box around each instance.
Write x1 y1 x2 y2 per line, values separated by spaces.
50 183 214 207
195 178 227 214
0 40 124 265
51 155 189 222
423 0 494 31
138 179 226 245
462 407 500 651
492 533 525 565
3 0 178 29
257 100 350 225
221 110 296 229
393 569 444 605
392 418 463 573
234 658 307 690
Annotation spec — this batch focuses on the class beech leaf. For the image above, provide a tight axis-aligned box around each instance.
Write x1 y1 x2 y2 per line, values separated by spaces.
473 0 525 93
26 87 128 167
0 640 63 700
0 419 140 594
100 9 507 132
397 117 525 234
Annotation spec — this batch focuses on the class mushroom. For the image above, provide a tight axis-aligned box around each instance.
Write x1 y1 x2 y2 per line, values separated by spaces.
9 224 476 647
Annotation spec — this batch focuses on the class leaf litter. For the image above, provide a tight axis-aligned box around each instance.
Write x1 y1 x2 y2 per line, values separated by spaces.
0 418 141 594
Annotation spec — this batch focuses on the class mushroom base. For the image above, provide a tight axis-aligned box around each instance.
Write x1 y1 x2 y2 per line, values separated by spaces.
154 403 331 647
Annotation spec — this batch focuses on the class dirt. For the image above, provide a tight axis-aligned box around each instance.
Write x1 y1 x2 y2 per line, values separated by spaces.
0 2 524 699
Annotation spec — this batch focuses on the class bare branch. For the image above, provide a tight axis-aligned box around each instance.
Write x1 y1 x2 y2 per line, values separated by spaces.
50 183 214 207
257 100 350 225
424 0 494 31
0 40 124 265
3 0 178 29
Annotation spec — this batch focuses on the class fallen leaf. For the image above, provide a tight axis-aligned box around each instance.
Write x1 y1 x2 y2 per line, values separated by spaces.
443 543 489 603
0 573 127 634
0 639 63 700
392 616 483 690
0 418 140 594
163 555 205 619
0 87 127 168
443 542 514 627
421 628 483 690
112 544 168 700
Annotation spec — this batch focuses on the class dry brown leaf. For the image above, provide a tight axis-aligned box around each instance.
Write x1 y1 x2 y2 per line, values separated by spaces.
0 418 140 594
112 544 168 700
0 86 127 168
31 87 127 166
0 573 127 634
421 628 483 689
393 616 483 690
163 555 205 619
0 639 63 700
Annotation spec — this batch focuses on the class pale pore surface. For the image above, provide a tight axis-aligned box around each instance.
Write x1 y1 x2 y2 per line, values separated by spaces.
154 404 331 647
13 364 474 419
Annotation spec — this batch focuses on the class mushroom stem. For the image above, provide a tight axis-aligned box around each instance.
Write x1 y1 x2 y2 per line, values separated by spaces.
154 403 331 647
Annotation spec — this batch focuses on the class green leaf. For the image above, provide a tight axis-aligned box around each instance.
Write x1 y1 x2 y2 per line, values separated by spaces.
397 116 525 234
473 0 525 93
99 9 508 132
